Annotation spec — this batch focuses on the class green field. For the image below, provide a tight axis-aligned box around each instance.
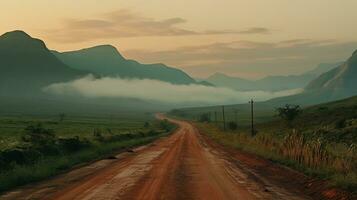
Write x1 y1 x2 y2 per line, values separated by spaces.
0 112 154 150
0 111 175 192
170 96 357 192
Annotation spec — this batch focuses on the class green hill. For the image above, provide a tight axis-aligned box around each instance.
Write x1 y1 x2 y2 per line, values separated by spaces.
267 50 357 106
306 50 357 93
53 45 196 85
0 30 86 97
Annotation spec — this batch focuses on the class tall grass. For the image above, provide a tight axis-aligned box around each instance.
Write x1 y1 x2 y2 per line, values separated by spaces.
196 123 357 191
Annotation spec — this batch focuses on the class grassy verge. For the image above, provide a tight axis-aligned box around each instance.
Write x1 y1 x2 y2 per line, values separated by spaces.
0 119 176 193
195 122 357 193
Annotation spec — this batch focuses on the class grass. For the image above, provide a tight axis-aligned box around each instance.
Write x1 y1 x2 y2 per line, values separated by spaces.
0 112 176 193
195 123 357 192
0 112 153 150
0 131 171 192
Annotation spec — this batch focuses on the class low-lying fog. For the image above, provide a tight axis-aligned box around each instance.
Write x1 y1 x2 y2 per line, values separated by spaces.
44 75 303 105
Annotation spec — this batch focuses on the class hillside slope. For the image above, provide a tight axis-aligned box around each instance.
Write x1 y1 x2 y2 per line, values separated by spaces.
267 50 357 106
0 30 85 96
53 45 196 85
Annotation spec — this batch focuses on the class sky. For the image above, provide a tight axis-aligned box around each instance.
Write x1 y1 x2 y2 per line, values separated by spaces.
1 0 357 79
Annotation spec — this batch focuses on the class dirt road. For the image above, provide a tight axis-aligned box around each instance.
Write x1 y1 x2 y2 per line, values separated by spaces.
2 115 316 200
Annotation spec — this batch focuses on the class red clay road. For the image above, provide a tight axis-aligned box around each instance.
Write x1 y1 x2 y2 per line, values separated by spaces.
2 115 315 200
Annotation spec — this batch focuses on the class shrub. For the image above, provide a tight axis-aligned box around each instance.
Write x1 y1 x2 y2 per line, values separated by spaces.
22 123 56 146
0 148 42 170
58 137 91 153
22 124 59 155
160 119 173 131
276 104 301 127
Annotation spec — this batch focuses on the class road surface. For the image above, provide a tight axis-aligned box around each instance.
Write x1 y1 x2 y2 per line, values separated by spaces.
2 115 319 200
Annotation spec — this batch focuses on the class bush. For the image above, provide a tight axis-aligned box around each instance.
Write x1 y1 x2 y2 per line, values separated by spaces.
22 123 56 147
160 119 173 131
22 124 59 155
58 137 91 153
0 148 42 170
276 104 302 127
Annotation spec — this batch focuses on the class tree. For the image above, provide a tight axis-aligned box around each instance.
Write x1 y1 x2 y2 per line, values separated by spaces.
276 104 301 127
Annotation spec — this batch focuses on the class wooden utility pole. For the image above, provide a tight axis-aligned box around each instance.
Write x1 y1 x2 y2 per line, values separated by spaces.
222 106 226 131
214 111 217 124
249 99 255 136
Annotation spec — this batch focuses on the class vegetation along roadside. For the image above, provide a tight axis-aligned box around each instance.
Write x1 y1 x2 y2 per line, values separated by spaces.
0 116 176 193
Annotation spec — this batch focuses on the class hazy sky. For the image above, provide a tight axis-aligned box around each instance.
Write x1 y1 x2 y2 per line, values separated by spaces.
1 0 357 78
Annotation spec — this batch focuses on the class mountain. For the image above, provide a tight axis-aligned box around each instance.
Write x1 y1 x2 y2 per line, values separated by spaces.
206 73 252 90
0 30 85 96
306 51 357 96
304 62 343 76
257 74 315 91
53 45 196 85
206 72 315 92
267 50 357 106
205 62 341 92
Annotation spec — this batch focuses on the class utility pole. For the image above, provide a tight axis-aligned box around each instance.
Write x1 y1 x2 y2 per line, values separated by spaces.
222 106 226 131
214 111 217 124
249 99 255 136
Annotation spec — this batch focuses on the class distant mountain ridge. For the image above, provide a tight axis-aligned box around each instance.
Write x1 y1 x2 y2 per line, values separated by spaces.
53 45 196 85
304 62 343 75
0 30 85 96
0 30 199 98
267 50 357 105
305 51 357 94
205 62 341 92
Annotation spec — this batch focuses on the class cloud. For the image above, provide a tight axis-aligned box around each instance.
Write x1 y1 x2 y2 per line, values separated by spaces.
44 75 302 105
238 27 270 34
48 9 270 42
204 27 270 35
124 40 357 78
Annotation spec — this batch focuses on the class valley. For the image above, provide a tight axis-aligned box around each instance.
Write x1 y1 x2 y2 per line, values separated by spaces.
3 115 350 200
1 7 357 199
